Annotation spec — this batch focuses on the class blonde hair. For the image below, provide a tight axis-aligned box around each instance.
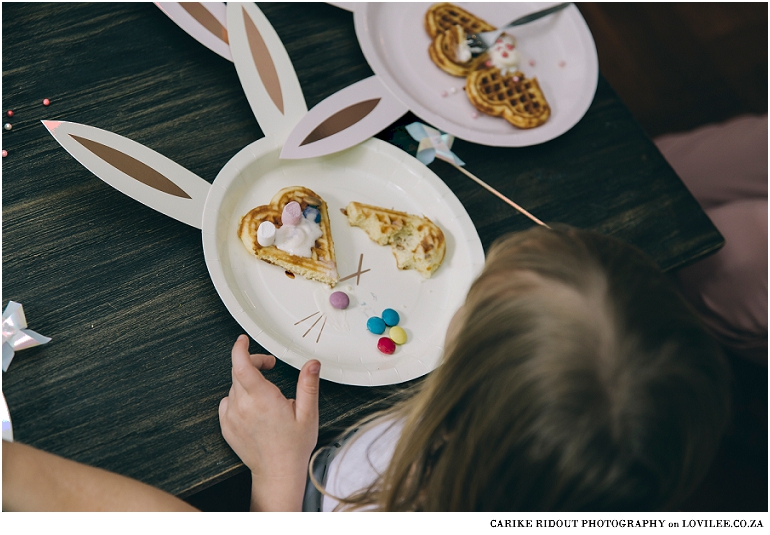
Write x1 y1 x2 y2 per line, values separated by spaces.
316 226 730 511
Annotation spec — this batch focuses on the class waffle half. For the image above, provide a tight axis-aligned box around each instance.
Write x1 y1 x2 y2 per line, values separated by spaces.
465 68 550 129
238 186 339 287
428 24 487 77
424 2 495 39
345 201 446 279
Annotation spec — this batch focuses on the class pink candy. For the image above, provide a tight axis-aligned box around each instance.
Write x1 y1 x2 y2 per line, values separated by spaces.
281 201 302 226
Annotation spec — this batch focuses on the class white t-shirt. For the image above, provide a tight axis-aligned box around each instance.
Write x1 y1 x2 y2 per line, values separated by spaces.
321 418 403 511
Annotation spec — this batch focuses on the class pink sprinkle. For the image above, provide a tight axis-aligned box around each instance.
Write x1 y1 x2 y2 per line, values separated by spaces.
512 76 520 82
558 60 567 67
2 150 7 158
506 44 514 50
42 98 50 106
529 59 536 67
440 90 448 97
470 111 479 119
501 51 509 58
6 110 13 118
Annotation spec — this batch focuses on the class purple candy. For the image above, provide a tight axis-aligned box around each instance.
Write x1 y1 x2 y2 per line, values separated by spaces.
329 291 349 310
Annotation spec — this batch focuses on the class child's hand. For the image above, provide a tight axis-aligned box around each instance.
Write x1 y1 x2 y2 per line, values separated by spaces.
218 334 320 511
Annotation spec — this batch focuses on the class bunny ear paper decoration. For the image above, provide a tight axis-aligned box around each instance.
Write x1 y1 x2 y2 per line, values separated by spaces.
42 120 211 229
2 301 51 372
281 76 408 159
155 2 232 62
227 2 307 142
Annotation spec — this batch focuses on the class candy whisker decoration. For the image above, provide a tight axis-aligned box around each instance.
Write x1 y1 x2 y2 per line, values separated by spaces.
405 122 549 228
336 253 370 285
2 301 51 372
294 311 320 325
302 313 325 338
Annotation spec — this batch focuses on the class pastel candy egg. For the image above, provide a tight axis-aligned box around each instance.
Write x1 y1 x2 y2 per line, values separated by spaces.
329 291 349 310
303 206 321 223
281 201 302 226
382 308 400 326
377 337 396 355
389 326 407 345
367 316 386 335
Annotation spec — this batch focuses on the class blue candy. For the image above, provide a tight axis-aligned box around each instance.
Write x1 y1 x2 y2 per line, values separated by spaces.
366 316 386 335
303 206 321 223
382 308 400 327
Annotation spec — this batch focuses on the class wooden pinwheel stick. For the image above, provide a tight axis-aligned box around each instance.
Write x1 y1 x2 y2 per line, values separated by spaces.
452 164 550 228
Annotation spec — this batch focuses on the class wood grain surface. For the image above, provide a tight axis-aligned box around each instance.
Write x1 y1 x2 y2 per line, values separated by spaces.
2 3 723 498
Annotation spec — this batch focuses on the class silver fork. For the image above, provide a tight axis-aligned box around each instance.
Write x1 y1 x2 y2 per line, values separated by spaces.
466 3 572 54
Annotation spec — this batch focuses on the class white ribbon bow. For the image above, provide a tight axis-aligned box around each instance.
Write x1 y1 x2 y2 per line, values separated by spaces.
2 301 51 372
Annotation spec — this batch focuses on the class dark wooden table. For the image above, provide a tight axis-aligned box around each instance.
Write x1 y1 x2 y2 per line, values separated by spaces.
2 2 722 499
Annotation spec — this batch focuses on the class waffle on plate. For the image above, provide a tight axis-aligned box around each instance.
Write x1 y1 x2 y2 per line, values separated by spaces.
345 201 446 279
425 3 495 77
465 68 551 129
238 186 339 287
429 24 487 77
424 2 495 39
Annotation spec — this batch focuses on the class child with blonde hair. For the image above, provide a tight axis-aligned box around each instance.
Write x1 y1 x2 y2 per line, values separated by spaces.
219 225 731 512
3 226 731 512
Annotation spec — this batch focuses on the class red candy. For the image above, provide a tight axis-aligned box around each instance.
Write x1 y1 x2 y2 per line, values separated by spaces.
42 98 51 106
377 337 396 355
6 110 13 117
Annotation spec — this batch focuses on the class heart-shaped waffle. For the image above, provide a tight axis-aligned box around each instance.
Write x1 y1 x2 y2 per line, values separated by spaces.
424 2 495 39
465 68 551 129
428 24 487 77
425 3 495 77
238 186 339 286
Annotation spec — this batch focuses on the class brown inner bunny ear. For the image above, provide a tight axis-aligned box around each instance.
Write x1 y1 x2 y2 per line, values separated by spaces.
181 3 229 44
300 99 381 146
69 135 191 199
242 6 283 114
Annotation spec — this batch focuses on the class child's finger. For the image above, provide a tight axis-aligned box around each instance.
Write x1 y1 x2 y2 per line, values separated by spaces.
249 352 276 371
218 396 229 421
295 359 321 425
231 335 267 392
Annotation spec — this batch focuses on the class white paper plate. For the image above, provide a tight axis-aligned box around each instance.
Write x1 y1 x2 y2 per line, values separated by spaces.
354 2 598 147
202 138 485 386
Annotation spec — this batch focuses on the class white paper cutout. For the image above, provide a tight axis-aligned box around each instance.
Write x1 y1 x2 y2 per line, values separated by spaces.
155 2 232 62
2 301 51 372
1 392 12 442
281 76 408 160
42 121 211 229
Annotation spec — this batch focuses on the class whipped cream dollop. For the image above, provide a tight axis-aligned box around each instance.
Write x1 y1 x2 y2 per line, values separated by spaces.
275 216 322 257
256 201 323 257
486 33 521 75
455 38 472 63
